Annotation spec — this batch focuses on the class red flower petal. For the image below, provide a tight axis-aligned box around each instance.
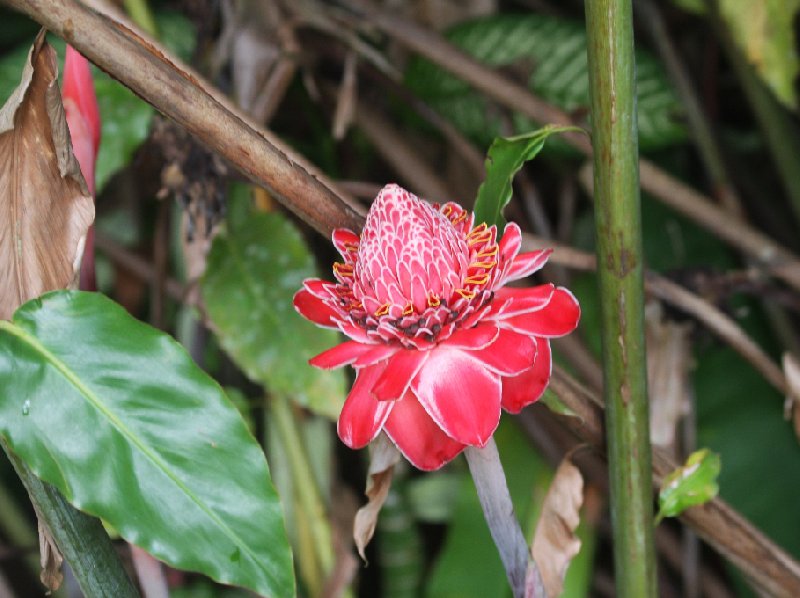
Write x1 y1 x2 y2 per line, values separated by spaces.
353 344 399 367
332 228 360 261
63 46 100 156
504 248 552 282
384 392 465 471
294 289 338 328
501 287 580 337
309 341 377 369
445 324 499 350
501 338 552 413
489 285 555 319
466 328 536 375
338 364 394 449
303 278 336 299
413 348 502 446
372 349 428 401
499 222 522 263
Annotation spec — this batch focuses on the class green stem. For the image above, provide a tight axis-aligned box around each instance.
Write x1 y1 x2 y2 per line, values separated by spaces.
585 1 657 596
270 395 335 594
2 441 138 598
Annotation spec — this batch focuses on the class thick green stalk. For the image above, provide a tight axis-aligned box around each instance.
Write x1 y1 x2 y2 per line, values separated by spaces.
3 441 138 598
584 1 657 596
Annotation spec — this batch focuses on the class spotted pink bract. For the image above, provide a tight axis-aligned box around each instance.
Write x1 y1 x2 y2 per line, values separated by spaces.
294 184 579 470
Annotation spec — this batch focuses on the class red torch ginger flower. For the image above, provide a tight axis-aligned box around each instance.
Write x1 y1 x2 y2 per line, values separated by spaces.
294 184 579 470
62 45 100 291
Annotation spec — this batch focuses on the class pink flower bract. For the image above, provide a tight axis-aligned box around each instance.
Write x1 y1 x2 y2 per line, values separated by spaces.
294 184 579 470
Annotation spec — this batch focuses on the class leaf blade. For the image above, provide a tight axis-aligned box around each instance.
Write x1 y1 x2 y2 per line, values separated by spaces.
0 291 295 598
473 125 582 230
202 192 345 419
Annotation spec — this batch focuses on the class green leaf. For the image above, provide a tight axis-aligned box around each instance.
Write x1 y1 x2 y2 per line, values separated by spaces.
202 189 345 419
718 0 800 109
473 125 582 229
0 291 295 598
405 14 686 151
656 449 721 522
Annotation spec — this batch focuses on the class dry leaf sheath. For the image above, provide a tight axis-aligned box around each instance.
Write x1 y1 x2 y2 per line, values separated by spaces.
0 31 93 319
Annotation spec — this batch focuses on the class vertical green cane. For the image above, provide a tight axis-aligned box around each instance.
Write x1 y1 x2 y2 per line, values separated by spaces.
584 1 657 595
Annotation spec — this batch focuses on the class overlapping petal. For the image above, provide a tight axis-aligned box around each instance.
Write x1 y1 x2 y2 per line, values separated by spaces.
413 349 502 446
384 392 465 471
501 338 552 413
466 328 536 375
338 364 394 449
372 350 428 401
293 288 338 328
501 287 580 337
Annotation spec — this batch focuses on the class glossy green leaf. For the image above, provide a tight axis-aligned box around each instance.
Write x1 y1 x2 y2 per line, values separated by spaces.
656 449 721 523
473 125 581 230
202 190 345 419
0 291 294 598
405 14 686 151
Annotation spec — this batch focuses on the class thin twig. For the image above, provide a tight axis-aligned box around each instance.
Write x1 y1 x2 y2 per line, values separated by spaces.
521 234 793 400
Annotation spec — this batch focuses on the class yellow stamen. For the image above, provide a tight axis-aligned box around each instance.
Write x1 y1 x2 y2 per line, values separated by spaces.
402 302 414 316
441 205 453 217
375 303 391 317
333 263 354 278
452 211 468 224
455 288 477 300
465 274 490 285
427 293 441 308
468 231 492 247
469 260 497 270
467 223 487 238
477 245 498 258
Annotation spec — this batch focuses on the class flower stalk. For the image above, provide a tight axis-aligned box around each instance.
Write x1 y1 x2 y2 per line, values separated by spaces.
464 439 540 598
585 0 657 596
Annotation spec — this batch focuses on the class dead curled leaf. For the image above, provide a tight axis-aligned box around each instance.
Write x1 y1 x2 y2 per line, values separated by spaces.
645 301 692 451
38 518 63 593
531 454 584 598
353 433 402 561
0 30 94 319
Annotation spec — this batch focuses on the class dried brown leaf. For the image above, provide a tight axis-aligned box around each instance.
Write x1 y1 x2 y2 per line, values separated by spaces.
0 30 94 320
782 352 800 441
38 518 63 593
531 455 584 598
353 433 401 561
646 301 692 450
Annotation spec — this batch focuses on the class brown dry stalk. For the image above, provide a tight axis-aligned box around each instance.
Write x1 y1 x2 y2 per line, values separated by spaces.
3 0 799 594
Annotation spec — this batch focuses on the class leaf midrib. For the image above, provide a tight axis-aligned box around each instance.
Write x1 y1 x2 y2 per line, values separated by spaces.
0 318 263 573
